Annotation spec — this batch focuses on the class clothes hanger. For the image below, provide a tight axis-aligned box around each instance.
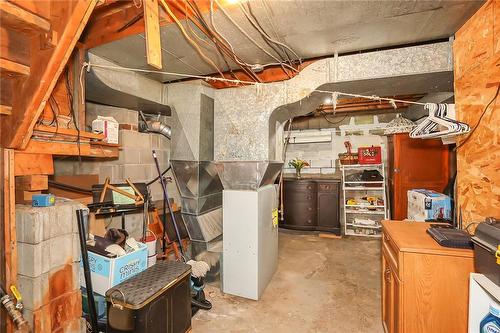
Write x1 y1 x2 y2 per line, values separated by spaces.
410 103 470 139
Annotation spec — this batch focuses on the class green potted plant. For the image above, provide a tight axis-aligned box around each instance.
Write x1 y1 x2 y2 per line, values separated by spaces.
288 158 310 179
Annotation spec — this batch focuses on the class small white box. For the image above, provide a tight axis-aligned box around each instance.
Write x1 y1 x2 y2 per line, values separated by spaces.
92 116 119 144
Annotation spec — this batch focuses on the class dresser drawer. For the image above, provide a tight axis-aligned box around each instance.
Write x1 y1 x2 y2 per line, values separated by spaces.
317 182 339 193
382 231 400 278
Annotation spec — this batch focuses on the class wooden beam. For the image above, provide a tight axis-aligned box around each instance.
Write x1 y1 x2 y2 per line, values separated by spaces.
0 58 30 78
21 140 120 158
81 0 211 49
15 175 48 191
1 0 98 150
14 153 54 176
0 1 50 35
33 125 105 140
143 0 162 69
2 149 17 306
0 105 12 115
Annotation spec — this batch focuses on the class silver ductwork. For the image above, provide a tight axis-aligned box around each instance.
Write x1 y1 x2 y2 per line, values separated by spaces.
147 121 172 139
167 88 223 246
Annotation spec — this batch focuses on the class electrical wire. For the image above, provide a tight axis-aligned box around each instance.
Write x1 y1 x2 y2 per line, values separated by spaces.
214 0 298 73
239 2 302 64
174 0 260 81
244 1 292 64
260 0 294 65
208 0 292 79
65 68 82 159
320 111 348 125
187 0 262 81
454 85 499 151
158 0 225 77
137 34 205 75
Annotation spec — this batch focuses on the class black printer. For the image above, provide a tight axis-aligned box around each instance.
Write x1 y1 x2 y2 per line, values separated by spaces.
471 217 500 286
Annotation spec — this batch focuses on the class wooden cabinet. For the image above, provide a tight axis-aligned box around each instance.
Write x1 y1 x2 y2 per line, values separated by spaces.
381 221 474 333
387 134 449 220
282 179 340 235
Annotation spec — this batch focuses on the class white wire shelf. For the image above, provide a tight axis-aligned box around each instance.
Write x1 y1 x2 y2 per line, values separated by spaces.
344 181 384 184
345 210 386 215
345 229 382 237
342 161 389 238
344 187 384 191
340 164 383 168
345 204 385 208
346 223 382 229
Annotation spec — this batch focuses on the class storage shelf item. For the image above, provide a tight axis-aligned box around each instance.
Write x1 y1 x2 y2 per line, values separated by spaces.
341 163 388 237
345 223 382 229
345 210 386 215
346 204 385 208
345 229 382 238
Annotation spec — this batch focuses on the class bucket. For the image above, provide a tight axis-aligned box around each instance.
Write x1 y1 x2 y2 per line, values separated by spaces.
142 230 157 267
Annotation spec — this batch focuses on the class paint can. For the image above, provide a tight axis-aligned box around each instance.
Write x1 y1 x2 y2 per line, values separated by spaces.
142 230 157 267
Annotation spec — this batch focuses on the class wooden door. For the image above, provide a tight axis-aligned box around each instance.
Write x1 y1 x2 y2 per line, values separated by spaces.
388 134 450 220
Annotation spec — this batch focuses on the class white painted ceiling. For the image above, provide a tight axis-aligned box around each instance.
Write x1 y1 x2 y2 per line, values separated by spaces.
89 0 483 82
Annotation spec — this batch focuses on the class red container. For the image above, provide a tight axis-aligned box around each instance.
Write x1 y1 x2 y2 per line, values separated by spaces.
358 146 382 164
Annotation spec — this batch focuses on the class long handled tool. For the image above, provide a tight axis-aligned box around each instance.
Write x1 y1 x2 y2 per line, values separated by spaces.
76 209 99 333
152 150 185 258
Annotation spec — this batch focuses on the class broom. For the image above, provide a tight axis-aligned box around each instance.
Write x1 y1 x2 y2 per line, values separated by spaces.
152 150 210 278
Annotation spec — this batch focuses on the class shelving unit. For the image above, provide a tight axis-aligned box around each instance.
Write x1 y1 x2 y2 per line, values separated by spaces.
341 163 388 237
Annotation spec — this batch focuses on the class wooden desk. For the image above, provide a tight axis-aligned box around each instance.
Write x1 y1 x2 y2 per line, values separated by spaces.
381 221 474 333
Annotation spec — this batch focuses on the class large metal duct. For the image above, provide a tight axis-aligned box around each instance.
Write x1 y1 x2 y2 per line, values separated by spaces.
86 53 171 115
168 88 223 249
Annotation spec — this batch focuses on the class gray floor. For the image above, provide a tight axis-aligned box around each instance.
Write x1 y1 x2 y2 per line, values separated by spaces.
192 230 383 333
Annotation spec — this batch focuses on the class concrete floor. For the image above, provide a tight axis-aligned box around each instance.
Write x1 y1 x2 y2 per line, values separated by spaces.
192 230 383 333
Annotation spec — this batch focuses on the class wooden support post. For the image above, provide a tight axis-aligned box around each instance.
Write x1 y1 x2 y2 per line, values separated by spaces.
1 149 17 333
143 0 162 69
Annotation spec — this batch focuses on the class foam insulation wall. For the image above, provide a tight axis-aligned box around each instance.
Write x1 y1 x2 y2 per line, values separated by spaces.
208 42 453 161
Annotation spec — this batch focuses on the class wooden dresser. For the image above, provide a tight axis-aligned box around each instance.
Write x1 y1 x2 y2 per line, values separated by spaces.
381 221 474 333
282 178 341 235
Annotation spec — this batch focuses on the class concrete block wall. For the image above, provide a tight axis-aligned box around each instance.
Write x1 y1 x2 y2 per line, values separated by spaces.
54 103 180 239
16 198 87 333
284 116 390 176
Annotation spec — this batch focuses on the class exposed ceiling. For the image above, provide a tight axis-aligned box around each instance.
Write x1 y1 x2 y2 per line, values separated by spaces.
89 0 483 83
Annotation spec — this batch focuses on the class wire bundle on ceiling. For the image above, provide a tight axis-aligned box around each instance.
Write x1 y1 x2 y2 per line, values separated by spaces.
159 0 301 83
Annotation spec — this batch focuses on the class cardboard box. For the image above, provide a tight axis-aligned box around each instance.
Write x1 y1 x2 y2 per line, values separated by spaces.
407 189 451 221
81 242 148 295
92 116 119 144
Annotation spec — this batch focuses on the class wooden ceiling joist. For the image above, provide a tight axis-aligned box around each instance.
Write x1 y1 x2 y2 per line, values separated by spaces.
0 58 30 78
0 105 12 115
0 1 51 35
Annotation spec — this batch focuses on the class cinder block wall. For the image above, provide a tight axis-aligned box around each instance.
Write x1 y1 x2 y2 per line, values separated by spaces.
284 115 392 176
16 199 86 332
54 103 180 238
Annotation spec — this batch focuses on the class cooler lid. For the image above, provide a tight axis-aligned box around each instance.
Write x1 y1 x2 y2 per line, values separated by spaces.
471 218 500 254
105 261 191 309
